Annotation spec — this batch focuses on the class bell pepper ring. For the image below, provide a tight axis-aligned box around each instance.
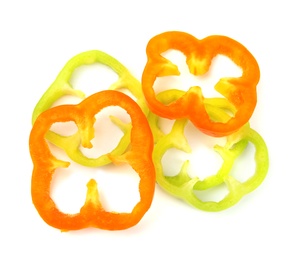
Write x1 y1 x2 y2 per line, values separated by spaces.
142 31 260 137
151 90 269 211
32 50 146 122
29 90 156 231
31 50 160 167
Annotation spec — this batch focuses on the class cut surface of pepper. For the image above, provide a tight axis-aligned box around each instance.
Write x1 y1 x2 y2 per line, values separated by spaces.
151 90 269 211
29 90 155 231
142 31 260 137
32 50 161 167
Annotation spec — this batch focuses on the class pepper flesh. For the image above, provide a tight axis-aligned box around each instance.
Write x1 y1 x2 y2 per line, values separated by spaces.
32 50 147 122
151 90 269 211
142 31 260 137
29 90 155 231
32 50 161 167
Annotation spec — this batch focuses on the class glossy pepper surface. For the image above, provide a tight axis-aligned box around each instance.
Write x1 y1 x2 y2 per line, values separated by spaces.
32 50 155 167
151 90 269 211
29 90 155 231
142 31 260 137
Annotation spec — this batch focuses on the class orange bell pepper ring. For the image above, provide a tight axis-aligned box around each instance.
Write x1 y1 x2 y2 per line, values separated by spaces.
141 31 260 137
29 90 155 231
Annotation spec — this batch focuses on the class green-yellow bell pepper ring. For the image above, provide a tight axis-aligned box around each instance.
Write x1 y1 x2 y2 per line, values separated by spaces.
32 50 161 167
32 50 147 122
152 90 269 212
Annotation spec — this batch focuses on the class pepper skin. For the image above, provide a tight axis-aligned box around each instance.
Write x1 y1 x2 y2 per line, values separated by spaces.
29 90 155 231
151 90 269 211
32 50 160 167
142 31 260 137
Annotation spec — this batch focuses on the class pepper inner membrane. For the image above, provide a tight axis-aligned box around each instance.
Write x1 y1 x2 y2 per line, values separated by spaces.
154 50 242 106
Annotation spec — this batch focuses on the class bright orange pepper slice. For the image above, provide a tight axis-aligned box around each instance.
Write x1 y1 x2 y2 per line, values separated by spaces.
29 90 155 231
142 31 260 137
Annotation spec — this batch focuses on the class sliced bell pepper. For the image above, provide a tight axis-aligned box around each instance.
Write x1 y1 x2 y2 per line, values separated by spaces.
32 50 162 167
151 90 269 211
32 50 145 122
29 90 155 231
142 31 260 137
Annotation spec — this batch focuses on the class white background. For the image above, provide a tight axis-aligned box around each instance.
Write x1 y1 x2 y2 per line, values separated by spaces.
1 1 296 259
